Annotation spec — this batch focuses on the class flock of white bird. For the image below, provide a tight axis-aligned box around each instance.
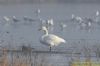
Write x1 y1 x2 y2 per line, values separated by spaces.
71 10 100 32
1 9 100 51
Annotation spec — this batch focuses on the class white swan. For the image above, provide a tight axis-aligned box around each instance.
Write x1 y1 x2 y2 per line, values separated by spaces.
39 26 66 51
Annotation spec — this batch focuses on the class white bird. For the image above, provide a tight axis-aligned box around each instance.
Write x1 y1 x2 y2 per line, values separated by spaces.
95 11 100 23
23 16 29 21
3 16 10 22
40 18 46 27
46 19 54 32
46 19 54 26
3 16 10 26
39 26 66 51
71 15 83 24
71 14 76 20
23 16 35 22
96 10 99 17
75 16 83 23
12 16 20 22
35 9 41 17
59 22 67 31
37 9 40 14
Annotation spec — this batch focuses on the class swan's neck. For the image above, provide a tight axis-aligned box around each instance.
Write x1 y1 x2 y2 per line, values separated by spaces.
43 29 48 35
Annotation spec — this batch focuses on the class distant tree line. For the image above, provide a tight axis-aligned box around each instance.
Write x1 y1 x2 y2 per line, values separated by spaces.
0 0 100 4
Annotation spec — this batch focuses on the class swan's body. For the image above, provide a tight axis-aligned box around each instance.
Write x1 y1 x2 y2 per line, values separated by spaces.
39 26 66 51
40 34 66 46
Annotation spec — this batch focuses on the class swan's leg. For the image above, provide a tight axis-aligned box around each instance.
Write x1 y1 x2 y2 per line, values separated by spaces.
49 46 52 51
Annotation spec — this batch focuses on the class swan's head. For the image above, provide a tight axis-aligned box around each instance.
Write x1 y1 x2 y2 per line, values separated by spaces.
39 26 47 31
38 26 48 35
